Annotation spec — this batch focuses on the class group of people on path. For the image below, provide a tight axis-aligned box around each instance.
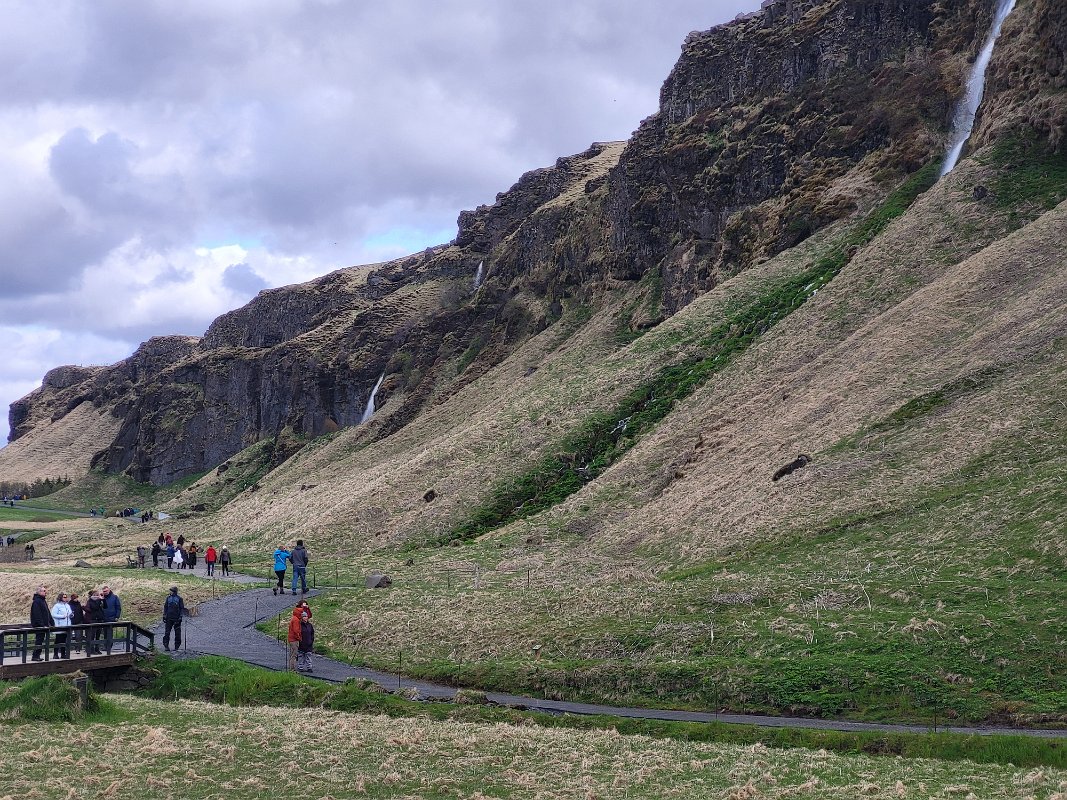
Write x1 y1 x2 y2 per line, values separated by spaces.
272 540 309 594
28 584 121 660
146 534 230 575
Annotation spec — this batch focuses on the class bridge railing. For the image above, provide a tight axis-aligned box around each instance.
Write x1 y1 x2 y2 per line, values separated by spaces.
0 622 155 666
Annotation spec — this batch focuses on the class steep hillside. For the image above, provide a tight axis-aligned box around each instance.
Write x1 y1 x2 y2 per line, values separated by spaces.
3 0 1066 725
2 0 1009 487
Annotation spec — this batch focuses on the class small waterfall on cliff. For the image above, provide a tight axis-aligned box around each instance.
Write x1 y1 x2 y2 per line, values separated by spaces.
940 0 1017 177
473 260 485 290
360 372 385 424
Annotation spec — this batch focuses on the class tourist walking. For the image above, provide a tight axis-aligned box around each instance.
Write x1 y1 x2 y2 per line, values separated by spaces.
205 545 217 576
151 541 161 567
272 545 291 595
286 607 302 670
220 546 232 576
136 545 147 568
29 585 50 661
174 546 185 570
187 543 198 569
290 540 309 594
50 593 73 659
166 543 175 569
297 611 315 672
161 586 186 651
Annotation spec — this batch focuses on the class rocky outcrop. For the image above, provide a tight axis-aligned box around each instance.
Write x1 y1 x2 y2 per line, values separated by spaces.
6 0 1058 486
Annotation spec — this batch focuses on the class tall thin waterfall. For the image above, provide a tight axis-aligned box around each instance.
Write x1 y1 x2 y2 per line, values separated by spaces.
473 260 485 290
360 372 385 424
940 0 1017 176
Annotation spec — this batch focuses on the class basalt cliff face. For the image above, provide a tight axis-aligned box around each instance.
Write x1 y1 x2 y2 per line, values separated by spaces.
3 0 1064 487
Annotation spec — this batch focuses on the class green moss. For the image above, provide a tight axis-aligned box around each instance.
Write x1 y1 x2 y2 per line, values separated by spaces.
984 135 1067 211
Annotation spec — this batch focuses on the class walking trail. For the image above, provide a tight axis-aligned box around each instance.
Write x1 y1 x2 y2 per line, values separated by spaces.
154 579 1067 740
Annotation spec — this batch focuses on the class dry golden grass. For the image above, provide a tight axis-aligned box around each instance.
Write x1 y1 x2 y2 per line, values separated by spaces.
0 402 122 484
0 566 242 626
0 695 1061 799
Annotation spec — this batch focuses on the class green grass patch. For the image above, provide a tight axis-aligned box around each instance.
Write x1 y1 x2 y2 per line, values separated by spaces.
0 507 78 523
827 365 1002 453
0 674 109 723
984 134 1067 212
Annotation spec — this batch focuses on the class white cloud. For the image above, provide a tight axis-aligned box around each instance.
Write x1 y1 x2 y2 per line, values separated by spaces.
0 0 759 445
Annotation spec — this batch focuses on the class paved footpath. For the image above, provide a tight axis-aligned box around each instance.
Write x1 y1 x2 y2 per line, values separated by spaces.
156 582 1067 739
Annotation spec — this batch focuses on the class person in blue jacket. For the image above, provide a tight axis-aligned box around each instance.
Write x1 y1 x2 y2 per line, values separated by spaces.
272 545 291 595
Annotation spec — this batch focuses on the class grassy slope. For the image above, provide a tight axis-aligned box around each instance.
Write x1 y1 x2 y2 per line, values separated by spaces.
218 142 1067 726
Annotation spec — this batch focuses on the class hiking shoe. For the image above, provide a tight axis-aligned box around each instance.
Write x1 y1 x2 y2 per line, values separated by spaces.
272 587 277 595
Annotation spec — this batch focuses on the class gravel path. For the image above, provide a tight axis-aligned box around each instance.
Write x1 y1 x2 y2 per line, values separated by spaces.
155 584 1067 739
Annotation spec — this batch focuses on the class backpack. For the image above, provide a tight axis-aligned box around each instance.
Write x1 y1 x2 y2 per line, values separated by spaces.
164 595 182 619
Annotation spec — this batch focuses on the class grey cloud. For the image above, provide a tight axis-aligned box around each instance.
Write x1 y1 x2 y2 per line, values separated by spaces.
222 263 267 296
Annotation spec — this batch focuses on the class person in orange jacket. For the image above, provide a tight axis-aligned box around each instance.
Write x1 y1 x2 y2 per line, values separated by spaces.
287 607 303 671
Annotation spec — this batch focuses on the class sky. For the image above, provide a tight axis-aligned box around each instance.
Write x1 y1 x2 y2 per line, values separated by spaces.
0 0 757 445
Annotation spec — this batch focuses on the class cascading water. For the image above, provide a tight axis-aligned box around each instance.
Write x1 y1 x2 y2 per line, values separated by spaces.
360 372 385 424
940 0 1017 177
473 260 485 290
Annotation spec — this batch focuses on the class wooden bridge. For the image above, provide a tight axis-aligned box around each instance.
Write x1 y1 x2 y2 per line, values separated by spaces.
0 622 155 679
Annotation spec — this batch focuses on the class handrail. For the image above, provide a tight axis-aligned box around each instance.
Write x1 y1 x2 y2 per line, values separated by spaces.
0 621 153 667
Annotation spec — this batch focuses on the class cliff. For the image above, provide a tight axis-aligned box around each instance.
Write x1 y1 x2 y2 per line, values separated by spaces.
3 0 1062 487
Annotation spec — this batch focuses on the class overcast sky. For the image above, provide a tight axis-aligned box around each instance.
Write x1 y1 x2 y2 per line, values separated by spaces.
0 0 757 445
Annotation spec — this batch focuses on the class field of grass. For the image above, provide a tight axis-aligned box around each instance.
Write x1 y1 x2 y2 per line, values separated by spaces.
0 674 1063 799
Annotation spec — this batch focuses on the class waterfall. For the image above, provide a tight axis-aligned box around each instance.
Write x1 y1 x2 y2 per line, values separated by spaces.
360 372 385 424
473 260 485 290
940 0 1017 177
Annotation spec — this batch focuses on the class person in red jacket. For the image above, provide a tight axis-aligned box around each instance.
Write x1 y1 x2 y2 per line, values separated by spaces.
204 545 217 576
286 607 303 671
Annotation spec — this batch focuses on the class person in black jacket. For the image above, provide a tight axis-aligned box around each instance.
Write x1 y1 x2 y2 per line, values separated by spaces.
151 541 162 568
29 585 51 661
86 590 106 654
162 586 186 651
68 593 85 654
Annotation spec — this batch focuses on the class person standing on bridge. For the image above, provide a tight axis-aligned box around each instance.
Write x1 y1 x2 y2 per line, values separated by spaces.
101 585 121 654
290 540 309 594
29 585 50 661
86 590 105 654
50 592 73 658
162 586 186 651
272 544 291 595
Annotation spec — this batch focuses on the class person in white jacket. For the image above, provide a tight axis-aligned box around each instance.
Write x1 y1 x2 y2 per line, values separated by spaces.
50 593 73 659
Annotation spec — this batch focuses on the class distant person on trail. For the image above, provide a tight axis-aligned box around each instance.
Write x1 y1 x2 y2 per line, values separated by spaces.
297 611 315 672
164 533 173 547
151 541 162 568
177 534 185 547
29 585 50 661
220 546 232 576
136 545 147 568
205 545 217 576
272 545 291 595
286 607 303 670
166 543 175 569
50 592 73 659
162 586 186 651
101 585 121 654
187 543 198 569
290 540 309 594
174 546 185 570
